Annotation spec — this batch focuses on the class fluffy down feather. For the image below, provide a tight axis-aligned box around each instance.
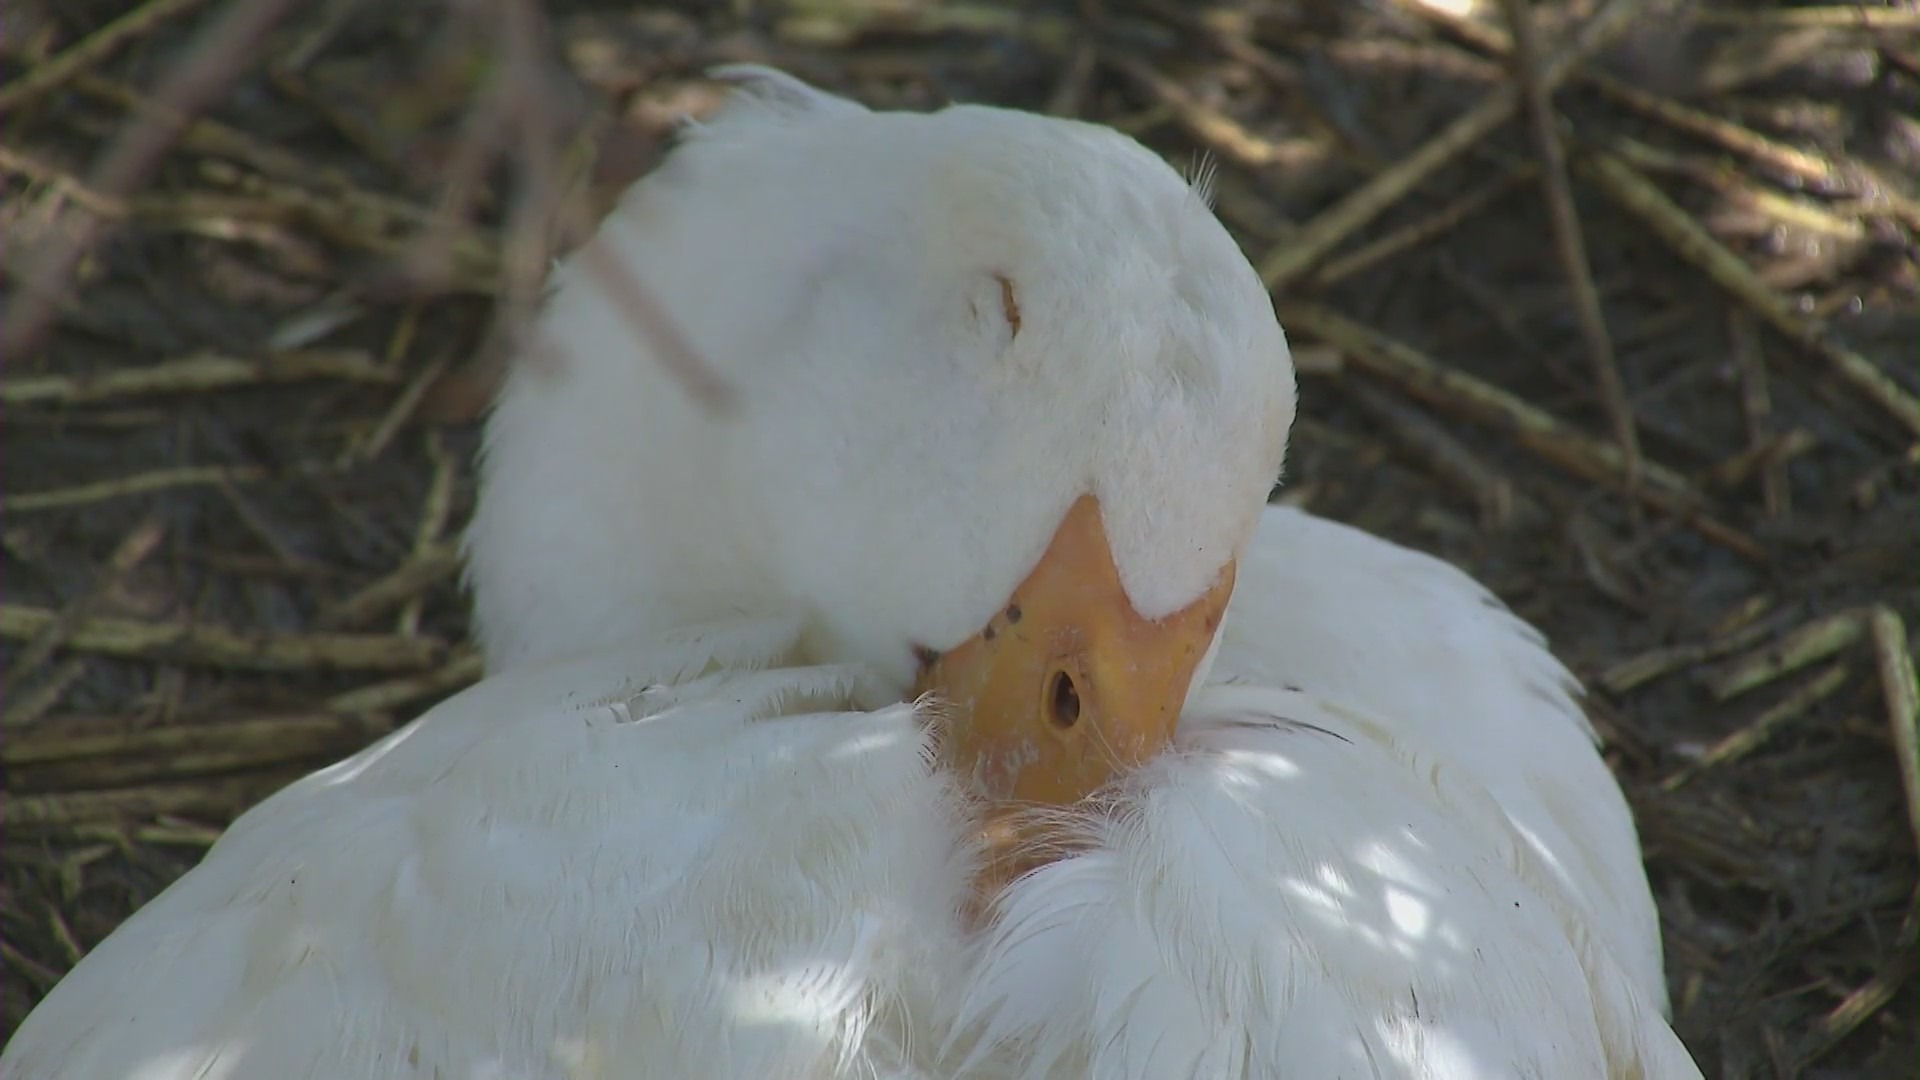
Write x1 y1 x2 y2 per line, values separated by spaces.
952 686 1696 1080
2 616 975 1080
1216 507 1666 1007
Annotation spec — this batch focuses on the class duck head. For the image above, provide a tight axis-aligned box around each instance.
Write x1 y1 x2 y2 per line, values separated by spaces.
466 66 1295 841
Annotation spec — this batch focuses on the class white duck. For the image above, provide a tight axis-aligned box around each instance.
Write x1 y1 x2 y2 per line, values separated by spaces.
3 68 1700 1079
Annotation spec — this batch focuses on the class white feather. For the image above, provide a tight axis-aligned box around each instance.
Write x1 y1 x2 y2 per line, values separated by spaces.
1218 507 1667 1008
3 623 976 1079
953 687 1697 1080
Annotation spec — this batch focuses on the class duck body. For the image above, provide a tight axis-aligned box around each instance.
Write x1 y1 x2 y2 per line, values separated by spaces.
3 513 1693 1079
3 68 1698 1079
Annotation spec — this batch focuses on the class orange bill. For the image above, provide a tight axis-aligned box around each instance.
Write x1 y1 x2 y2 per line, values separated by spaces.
913 494 1236 893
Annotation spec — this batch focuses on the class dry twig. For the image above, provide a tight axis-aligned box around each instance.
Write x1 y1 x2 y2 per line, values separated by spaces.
1705 609 1866 701
1108 54 1326 170
395 431 460 637
1867 608 1920 859
4 775 299 831
1693 7 1920 29
1395 0 1920 232
1579 149 1920 437
0 350 394 406
0 605 445 672
1495 0 1639 495
1660 663 1852 791
8 465 273 514
1598 613 1781 695
0 0 215 113
1257 0 1646 289
1 660 89 730
348 354 450 465
1345 382 1523 528
1279 300 1764 561
1703 428 1818 494
1315 166 1536 286
0 0 304 357
325 649 483 715
1726 311 1789 515
317 545 461 631
7 712 394 791
1793 899 1919 1069
2 517 166 686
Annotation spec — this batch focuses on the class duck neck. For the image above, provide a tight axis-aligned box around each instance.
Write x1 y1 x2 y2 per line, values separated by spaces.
464 347 791 672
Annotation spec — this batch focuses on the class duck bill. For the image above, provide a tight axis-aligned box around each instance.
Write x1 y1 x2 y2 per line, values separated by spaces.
913 495 1235 888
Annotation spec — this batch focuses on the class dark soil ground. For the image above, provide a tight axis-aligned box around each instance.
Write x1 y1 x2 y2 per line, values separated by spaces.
3 1 1916 1075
